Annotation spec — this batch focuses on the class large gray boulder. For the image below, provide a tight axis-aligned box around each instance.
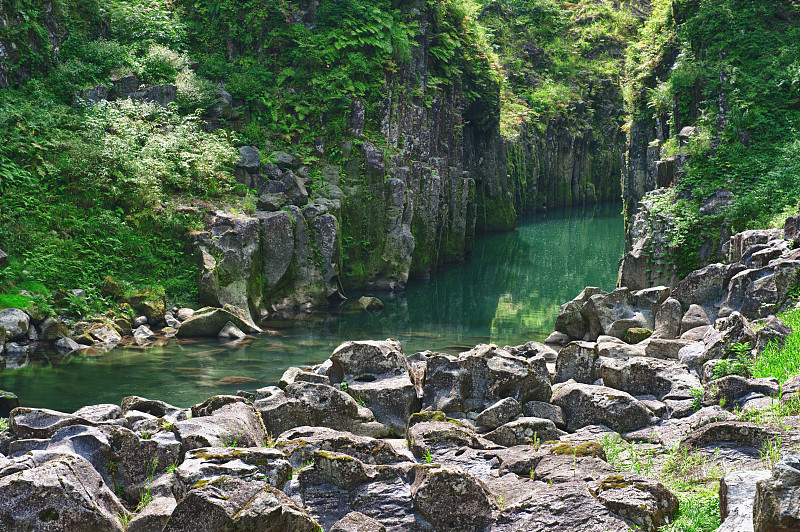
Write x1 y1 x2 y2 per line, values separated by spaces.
485 417 564 447
421 345 551 414
719 470 772 532
276 426 409 466
327 339 408 383
0 453 126 531
754 454 800 532
475 398 522 432
551 381 653 433
589 472 678 531
672 263 744 311
254 383 384 437
580 288 650 341
177 306 261 337
0 309 29 341
173 398 267 451
600 357 700 401
411 464 495 531
554 341 597 384
9 407 93 439
330 511 386 532
653 297 683 339
491 481 635 531
173 447 292 499
164 476 319 532
553 287 606 340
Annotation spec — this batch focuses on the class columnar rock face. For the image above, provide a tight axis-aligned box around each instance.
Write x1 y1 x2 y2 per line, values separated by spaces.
182 0 626 316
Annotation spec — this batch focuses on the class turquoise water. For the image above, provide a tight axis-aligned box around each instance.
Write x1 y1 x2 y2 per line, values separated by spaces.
0 203 624 411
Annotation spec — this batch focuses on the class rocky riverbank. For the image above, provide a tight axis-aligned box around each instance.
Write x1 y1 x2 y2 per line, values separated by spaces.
2 223 800 531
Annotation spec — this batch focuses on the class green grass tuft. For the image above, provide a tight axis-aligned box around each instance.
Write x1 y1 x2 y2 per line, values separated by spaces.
750 308 800 383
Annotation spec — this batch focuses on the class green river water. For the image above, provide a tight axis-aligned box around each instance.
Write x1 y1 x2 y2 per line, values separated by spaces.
0 202 624 411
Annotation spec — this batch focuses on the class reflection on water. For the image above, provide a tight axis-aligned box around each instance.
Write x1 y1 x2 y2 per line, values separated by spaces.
0 203 624 411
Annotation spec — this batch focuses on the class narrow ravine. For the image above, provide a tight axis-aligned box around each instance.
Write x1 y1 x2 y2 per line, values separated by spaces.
0 203 623 411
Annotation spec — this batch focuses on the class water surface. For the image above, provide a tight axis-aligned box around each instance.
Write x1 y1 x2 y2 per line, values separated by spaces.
0 202 624 411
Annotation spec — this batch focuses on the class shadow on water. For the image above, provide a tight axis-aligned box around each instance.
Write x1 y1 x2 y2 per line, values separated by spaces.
0 202 624 410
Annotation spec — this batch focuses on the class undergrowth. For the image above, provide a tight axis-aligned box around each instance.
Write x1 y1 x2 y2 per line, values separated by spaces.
750 307 800 383
624 0 800 275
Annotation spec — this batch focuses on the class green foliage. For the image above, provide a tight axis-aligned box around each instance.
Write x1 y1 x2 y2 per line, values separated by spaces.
711 357 751 380
750 308 800 383
0 88 235 300
180 0 417 144
660 492 721 532
480 0 643 132
626 0 800 273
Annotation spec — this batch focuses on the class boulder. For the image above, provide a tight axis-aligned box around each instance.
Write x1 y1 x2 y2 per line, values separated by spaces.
422 345 551 414
702 376 779 407
553 287 606 339
680 421 783 451
218 321 246 340
133 325 157 346
0 309 29 341
653 297 683 339
39 317 71 342
126 495 176 532
129 293 166 325
122 396 188 422
475 398 522 432
330 511 386 532
346 375 419 433
600 357 700 401
492 481 635 531
0 391 19 418
164 476 319 532
596 335 646 359
551 381 653 433
406 419 491 458
9 407 92 439
485 417 563 447
278 366 330 388
755 317 793 354
0 248 7 268
581 287 649 341
411 464 495 531
522 401 565 429
276 426 409 466
681 304 711 335
719 470 772 532
554 341 597 384
44 425 119 487
176 308 194 321
672 263 743 310
173 447 291 499
237 146 261 172
173 399 266 451
589 473 679 531
327 339 408 383
0 453 126 531
178 306 261 337
86 322 122 344
254 383 383 437
754 454 800 532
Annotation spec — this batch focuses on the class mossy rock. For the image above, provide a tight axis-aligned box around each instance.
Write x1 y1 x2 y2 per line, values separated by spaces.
549 442 607 461
599 474 632 490
407 411 447 429
101 276 125 299
625 328 653 344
